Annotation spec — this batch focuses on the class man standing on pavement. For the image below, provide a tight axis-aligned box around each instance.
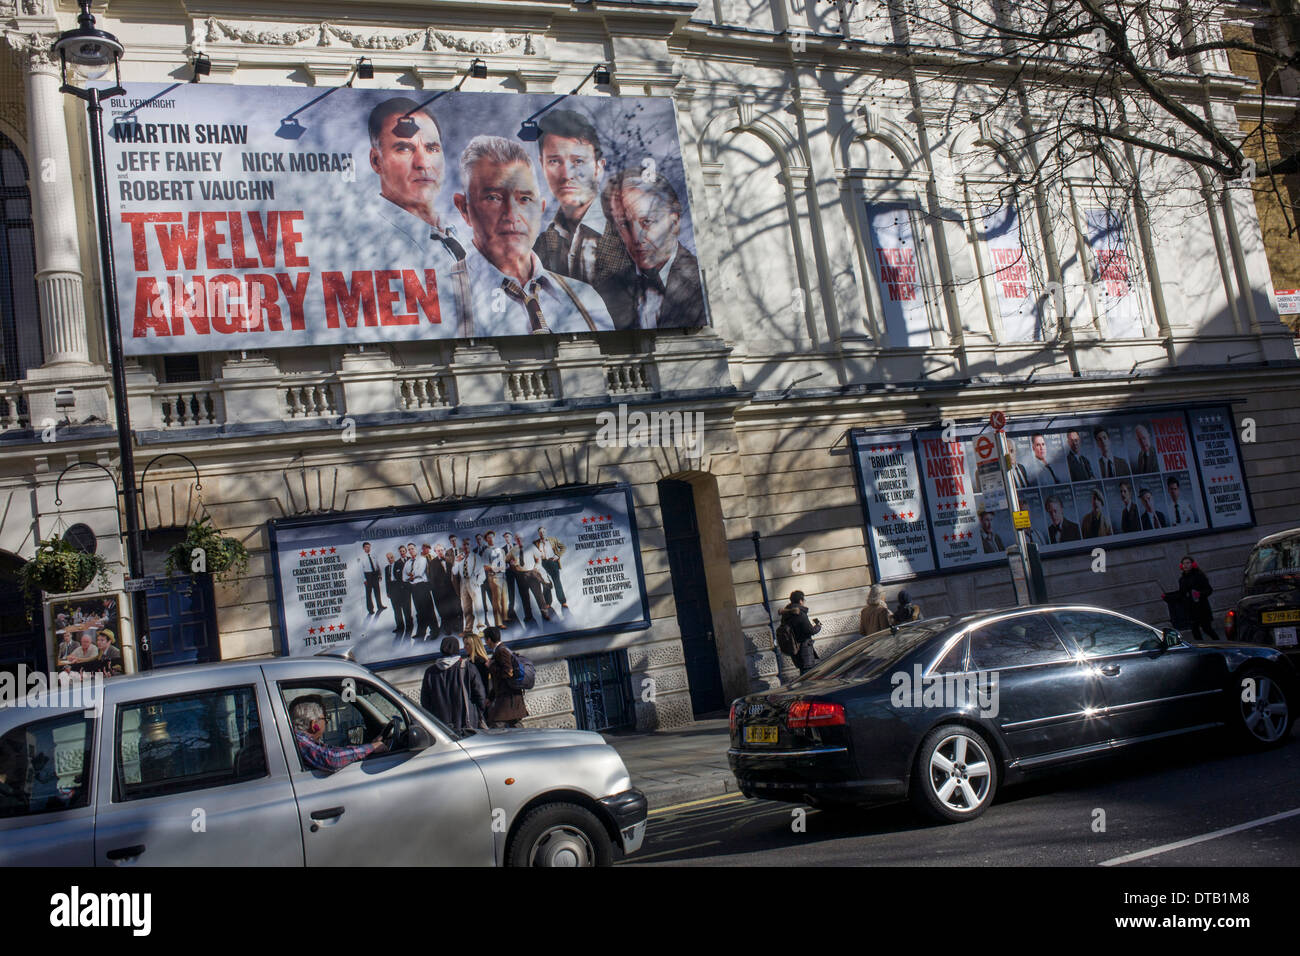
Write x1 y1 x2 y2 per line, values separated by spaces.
484 626 529 727
779 590 822 675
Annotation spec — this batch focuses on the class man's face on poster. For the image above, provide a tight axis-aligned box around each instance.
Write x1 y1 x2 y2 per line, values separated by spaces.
1168 480 1181 502
456 159 545 270
1048 499 1064 526
1067 431 1081 454
611 184 680 273
435 545 445 559
540 134 604 221
1140 491 1154 512
1120 484 1131 505
1032 435 1047 463
363 543 371 553
1096 430 1112 456
399 545 408 558
370 111 445 221
1136 426 1151 452
980 512 993 533
485 532 495 546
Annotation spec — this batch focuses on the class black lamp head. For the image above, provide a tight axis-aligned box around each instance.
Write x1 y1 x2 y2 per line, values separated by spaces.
470 58 488 79
391 113 420 138
594 63 611 86
518 119 542 142
191 51 210 82
357 57 374 80
52 0 124 84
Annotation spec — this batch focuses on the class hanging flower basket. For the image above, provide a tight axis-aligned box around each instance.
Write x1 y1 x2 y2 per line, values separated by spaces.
164 516 249 582
19 536 111 603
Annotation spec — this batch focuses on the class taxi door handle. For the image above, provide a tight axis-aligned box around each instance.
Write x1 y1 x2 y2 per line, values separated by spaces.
1098 664 1121 677
310 806 345 832
106 844 145 861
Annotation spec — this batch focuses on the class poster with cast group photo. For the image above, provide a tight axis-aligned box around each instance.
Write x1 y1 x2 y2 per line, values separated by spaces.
268 486 650 668
101 82 708 354
852 405 1252 583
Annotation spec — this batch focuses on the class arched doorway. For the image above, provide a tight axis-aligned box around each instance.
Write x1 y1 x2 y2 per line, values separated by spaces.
0 551 47 677
657 475 747 716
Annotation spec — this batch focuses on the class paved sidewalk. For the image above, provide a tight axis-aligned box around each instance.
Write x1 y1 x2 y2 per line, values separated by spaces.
603 718 734 810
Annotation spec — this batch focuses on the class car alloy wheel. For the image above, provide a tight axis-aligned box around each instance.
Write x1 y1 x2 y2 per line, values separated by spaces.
1239 673 1290 744
529 824 596 867
928 732 993 814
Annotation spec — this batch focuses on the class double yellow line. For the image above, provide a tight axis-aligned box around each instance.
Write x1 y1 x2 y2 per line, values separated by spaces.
648 792 746 817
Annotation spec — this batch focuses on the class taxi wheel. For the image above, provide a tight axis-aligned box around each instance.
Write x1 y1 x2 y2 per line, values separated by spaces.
507 803 614 867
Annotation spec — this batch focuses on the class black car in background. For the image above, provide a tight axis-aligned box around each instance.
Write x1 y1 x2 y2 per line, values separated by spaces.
729 606 1294 823
1226 527 1300 668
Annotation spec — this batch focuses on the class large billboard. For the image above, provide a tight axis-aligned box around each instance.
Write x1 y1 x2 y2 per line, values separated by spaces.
851 405 1253 583
268 486 650 669
102 83 707 354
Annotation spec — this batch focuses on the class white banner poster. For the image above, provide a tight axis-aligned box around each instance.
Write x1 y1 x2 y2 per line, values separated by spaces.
1188 408 1251 528
980 204 1040 342
867 204 932 347
1085 208 1144 338
101 83 707 354
853 432 936 581
268 487 649 668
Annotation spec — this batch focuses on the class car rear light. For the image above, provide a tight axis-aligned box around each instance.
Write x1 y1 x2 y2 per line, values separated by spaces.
729 701 738 735
786 700 845 728
1224 609 1235 639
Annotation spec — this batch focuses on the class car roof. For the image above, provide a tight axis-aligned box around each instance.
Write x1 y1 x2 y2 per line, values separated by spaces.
1253 527 1300 549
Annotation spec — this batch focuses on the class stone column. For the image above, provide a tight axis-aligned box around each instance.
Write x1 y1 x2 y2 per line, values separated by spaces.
11 32 92 366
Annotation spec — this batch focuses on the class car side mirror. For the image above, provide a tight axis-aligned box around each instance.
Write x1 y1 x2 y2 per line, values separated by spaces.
1162 628 1182 648
407 722 433 752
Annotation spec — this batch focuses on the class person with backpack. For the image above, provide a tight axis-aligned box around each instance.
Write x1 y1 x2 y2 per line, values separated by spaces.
777 590 821 675
1164 555 1219 641
859 584 892 637
484 626 530 727
893 590 921 625
420 636 487 733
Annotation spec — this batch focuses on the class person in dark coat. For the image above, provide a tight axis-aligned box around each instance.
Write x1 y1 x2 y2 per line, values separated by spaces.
484 626 528 727
779 590 821 674
420 636 487 733
893 590 921 624
1164 556 1218 641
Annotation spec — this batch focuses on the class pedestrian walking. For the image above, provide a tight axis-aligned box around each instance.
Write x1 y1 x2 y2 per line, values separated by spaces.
1164 555 1219 641
859 584 892 637
484 626 529 727
893 590 921 625
463 632 492 699
420 636 487 733
778 590 822 675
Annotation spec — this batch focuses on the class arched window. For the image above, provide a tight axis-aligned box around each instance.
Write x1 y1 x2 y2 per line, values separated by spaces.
0 133 42 382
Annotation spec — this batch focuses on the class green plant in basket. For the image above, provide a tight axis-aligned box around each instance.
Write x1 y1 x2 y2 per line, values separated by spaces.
165 516 249 582
18 536 111 605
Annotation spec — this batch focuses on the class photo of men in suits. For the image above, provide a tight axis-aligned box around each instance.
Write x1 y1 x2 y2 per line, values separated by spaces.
1132 424 1159 474
1080 488 1113 538
1006 442 1031 490
358 542 386 615
534 525 568 610
1066 430 1095 482
1026 433 1061 486
1093 425 1131 479
1166 474 1198 526
404 542 437 640
454 136 614 335
978 506 1006 553
362 98 469 331
384 550 409 634
1044 493 1082 544
1138 486 1169 530
533 110 634 309
429 543 462 635
599 169 706 330
1114 480 1141 534
454 538 487 634
481 531 508 628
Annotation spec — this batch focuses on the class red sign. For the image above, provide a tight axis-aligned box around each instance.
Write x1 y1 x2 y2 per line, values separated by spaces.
989 411 1006 432
975 435 995 461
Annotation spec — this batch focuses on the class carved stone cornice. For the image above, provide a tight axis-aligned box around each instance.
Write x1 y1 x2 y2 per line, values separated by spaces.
199 18 543 56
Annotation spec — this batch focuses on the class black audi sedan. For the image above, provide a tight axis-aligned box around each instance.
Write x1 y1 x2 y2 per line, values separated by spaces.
729 605 1294 824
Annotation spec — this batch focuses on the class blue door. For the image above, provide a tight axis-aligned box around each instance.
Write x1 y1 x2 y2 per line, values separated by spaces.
145 575 217 668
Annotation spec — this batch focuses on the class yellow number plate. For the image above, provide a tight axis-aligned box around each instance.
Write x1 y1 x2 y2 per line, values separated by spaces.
745 725 778 744
1262 610 1300 624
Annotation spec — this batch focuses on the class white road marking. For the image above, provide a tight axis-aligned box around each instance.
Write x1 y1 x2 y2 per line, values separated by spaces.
1099 806 1300 866
622 840 722 863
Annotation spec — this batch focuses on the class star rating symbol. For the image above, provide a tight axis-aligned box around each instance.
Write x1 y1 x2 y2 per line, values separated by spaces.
308 627 316 635
309 548 318 556
300 550 308 558
329 546 337 554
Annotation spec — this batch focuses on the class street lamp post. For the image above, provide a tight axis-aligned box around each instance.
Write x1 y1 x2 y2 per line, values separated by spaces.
54 1 153 670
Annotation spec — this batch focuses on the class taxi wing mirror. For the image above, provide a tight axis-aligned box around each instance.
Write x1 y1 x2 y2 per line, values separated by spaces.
407 722 433 752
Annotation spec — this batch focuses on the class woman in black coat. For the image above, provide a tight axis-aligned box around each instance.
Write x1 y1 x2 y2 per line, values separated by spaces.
1171 556 1218 641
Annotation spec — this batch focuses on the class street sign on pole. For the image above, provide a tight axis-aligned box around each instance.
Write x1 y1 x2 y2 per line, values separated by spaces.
990 410 1007 432
1012 509 1031 530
